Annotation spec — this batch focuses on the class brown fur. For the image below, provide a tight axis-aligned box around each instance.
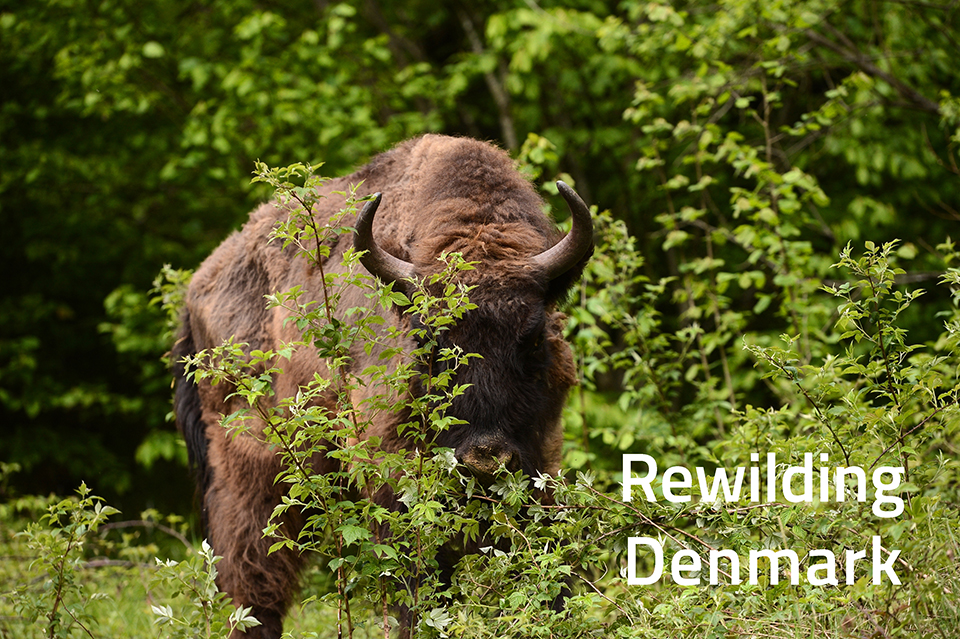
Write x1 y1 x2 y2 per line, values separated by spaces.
172 135 591 638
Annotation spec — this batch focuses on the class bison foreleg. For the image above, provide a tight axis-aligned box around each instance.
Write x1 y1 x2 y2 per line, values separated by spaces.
203 438 307 639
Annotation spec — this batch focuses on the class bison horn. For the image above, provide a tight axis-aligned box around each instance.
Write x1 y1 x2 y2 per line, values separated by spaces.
531 181 594 280
353 193 417 287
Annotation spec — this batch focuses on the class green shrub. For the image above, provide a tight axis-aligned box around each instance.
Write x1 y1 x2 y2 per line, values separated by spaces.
4 177 960 638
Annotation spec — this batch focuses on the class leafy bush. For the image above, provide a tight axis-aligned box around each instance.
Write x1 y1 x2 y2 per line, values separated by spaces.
3 3 960 636
151 541 261 639
4 478 119 639
559 224 960 638
0 463 272 639
5 142 960 636
172 161 960 638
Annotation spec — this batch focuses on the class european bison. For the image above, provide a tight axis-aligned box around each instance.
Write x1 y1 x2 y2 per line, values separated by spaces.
172 134 593 637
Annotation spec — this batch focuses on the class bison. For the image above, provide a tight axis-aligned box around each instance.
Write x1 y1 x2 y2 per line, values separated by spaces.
172 134 593 637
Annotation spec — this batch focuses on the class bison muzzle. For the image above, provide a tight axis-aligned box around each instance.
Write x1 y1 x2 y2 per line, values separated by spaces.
172 134 593 637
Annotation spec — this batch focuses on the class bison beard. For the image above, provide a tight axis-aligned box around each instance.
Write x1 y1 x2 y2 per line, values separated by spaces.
172 135 593 638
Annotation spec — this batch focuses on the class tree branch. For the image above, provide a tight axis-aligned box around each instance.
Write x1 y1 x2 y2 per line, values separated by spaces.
805 24 941 115
362 0 427 66
457 9 519 151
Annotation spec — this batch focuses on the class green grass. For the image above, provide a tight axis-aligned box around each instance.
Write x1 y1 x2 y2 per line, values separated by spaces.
0 510 388 639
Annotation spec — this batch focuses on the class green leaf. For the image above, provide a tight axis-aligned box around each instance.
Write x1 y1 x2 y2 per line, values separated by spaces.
142 41 165 58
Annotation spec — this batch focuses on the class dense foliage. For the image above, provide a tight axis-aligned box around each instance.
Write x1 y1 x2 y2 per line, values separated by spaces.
3 0 959 508
3 0 960 637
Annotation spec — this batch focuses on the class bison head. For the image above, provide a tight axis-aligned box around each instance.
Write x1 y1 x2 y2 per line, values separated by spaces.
353 182 593 482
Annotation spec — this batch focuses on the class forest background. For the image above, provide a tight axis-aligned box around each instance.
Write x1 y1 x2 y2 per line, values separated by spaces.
2 0 960 637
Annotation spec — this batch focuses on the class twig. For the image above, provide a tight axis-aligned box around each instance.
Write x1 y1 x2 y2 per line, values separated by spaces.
99 519 193 551
576 573 636 623
805 25 941 114
869 396 959 471
752 348 851 466
83 559 143 569
457 9 518 150
584 485 734 581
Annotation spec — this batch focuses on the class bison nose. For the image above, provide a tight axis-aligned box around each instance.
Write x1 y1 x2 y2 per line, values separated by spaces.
460 442 520 480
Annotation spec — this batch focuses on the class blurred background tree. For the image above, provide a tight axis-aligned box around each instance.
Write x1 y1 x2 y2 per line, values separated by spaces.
2 0 958 518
